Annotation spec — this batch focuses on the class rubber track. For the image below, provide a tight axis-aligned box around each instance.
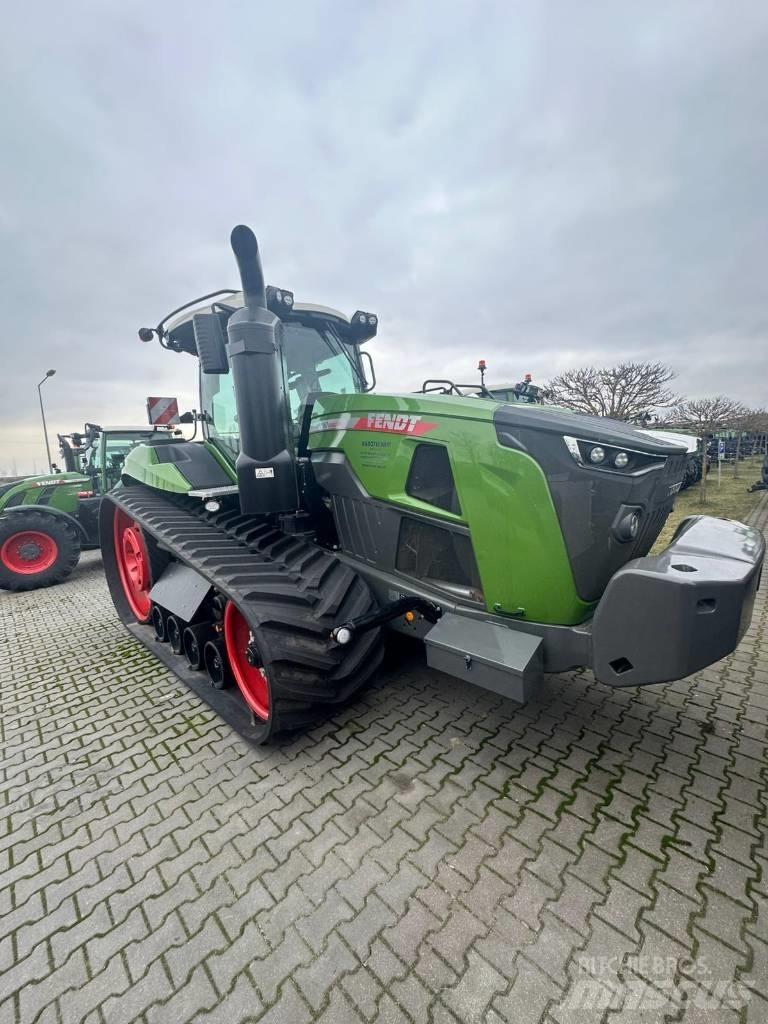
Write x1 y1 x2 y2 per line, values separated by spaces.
104 486 384 741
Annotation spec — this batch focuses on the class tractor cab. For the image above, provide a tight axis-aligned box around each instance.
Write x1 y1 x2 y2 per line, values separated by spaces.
486 377 551 405
153 290 378 462
52 424 169 493
420 370 551 405
75 425 172 494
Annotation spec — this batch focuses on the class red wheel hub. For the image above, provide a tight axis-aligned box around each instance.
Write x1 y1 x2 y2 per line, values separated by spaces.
0 531 58 574
223 601 270 720
113 509 152 622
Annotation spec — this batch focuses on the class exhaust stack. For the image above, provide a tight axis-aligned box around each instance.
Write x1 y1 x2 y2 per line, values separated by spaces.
227 225 298 515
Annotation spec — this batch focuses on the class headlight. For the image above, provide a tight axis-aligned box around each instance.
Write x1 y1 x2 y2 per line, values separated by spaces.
266 285 295 313
350 310 379 341
563 436 667 475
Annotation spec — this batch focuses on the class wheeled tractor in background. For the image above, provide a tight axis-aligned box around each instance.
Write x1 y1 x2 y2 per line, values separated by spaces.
0 423 171 591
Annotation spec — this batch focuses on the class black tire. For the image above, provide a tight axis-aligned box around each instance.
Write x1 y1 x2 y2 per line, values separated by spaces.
0 511 81 592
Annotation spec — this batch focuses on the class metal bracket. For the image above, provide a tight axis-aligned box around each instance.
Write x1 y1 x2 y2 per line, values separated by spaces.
188 485 240 500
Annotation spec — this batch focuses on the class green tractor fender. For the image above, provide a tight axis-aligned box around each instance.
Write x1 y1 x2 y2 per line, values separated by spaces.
2 503 91 544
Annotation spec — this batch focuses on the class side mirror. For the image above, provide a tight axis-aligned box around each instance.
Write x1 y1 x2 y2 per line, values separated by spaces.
193 313 229 374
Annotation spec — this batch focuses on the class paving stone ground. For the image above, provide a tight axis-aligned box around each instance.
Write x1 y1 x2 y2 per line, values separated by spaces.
1 499 767 1024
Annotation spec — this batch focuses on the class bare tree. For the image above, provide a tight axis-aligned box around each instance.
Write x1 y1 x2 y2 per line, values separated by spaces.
673 396 747 503
547 362 679 421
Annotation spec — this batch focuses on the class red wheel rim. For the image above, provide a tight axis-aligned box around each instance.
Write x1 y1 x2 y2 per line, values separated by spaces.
223 601 270 720
113 509 152 622
0 531 58 574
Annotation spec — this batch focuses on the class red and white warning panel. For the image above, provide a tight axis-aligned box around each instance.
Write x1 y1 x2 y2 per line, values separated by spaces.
146 396 180 426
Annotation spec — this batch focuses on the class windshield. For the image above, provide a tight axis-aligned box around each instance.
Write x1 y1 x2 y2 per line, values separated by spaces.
283 322 363 419
201 320 364 460
87 432 156 487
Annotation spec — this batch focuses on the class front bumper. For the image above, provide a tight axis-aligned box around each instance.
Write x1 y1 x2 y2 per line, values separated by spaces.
591 515 764 687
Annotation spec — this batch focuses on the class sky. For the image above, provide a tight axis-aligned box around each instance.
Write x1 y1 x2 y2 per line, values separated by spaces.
1 0 767 473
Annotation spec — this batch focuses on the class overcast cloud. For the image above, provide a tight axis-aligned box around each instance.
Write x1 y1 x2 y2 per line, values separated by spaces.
1 0 767 472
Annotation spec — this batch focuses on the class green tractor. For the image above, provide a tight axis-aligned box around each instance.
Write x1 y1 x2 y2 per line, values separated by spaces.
100 225 764 744
0 423 171 591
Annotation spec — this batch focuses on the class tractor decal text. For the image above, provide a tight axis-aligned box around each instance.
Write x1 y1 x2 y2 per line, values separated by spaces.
32 478 89 487
310 414 438 437
359 414 437 435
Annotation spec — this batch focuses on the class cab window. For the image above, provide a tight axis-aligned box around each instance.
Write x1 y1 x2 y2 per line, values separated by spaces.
283 323 363 422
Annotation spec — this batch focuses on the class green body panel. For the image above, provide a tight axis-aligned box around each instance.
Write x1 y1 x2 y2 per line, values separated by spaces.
308 393 593 626
121 440 234 492
121 444 190 493
0 472 90 515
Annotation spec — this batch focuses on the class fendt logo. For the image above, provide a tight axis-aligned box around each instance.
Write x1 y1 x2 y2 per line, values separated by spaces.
310 413 438 437
362 413 436 435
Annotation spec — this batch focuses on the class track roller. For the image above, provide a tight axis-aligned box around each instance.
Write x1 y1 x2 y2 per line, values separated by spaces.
204 639 231 690
182 622 212 671
150 605 167 642
166 614 185 655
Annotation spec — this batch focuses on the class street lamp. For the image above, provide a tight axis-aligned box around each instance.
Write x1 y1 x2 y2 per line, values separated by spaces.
37 369 56 473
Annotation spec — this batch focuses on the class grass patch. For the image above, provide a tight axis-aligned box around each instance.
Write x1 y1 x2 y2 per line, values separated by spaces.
652 455 765 553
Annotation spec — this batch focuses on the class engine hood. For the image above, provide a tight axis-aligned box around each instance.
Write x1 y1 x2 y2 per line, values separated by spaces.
493 404 687 456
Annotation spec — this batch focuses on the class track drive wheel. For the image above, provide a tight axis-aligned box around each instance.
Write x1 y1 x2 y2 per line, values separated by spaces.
106 502 168 623
221 582 385 744
0 511 80 592
224 601 272 735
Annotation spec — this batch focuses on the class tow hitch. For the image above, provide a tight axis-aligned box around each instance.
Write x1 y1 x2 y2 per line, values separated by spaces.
331 597 443 646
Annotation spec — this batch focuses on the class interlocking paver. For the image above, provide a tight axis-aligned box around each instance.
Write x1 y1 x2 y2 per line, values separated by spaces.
1 492 767 1023
442 949 507 1022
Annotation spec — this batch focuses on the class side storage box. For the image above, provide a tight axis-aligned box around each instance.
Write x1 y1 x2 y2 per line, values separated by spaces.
425 612 543 702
